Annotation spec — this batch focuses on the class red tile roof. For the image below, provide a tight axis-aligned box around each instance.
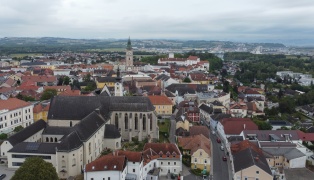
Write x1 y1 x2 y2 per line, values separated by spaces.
178 134 211 156
85 155 126 172
148 95 173 105
0 98 32 111
115 150 142 162
187 56 199 60
231 140 263 155
22 75 57 83
189 126 210 138
221 118 258 135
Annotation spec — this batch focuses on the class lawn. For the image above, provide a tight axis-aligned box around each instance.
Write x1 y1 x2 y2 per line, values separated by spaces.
158 119 170 133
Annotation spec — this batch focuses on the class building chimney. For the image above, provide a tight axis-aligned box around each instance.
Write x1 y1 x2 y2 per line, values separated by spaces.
243 124 246 129
95 108 100 114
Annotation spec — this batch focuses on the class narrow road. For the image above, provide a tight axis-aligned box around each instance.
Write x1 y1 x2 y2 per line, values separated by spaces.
169 119 176 143
209 131 230 180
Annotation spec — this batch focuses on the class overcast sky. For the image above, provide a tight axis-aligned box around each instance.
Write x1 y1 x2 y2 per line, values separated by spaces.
0 0 314 42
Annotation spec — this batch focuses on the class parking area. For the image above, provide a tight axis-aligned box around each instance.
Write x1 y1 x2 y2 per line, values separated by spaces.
0 164 16 179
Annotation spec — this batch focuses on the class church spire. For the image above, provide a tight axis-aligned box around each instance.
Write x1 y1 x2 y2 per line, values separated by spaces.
116 65 122 82
127 37 132 50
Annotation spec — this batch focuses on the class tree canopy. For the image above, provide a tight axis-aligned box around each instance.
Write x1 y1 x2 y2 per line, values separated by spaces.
11 157 58 180
40 89 57 101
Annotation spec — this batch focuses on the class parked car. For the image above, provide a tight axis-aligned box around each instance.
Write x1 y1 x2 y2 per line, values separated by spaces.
311 155 314 160
0 174 6 180
212 131 216 135
216 138 221 143
220 145 224 151
222 156 227 161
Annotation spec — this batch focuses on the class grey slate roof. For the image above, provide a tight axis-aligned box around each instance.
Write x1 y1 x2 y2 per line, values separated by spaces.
210 113 231 121
155 74 170 81
242 130 301 141
48 96 155 120
199 104 213 114
104 124 121 138
8 120 47 146
43 126 75 135
164 91 175 97
97 76 116 83
233 147 272 175
8 142 58 154
57 131 83 152
262 148 305 160
176 87 196 96
284 168 314 180
73 111 107 141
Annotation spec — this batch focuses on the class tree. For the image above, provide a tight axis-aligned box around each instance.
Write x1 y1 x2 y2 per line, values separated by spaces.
183 77 191 83
0 133 7 140
63 76 70 85
223 81 230 93
83 73 92 82
13 125 24 132
40 89 57 101
11 157 58 180
84 82 97 92
279 97 295 114
253 120 272 130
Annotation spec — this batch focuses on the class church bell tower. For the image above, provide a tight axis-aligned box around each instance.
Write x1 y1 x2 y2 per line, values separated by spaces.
125 37 133 71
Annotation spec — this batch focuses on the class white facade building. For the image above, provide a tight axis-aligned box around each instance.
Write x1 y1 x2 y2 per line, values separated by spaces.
0 98 34 134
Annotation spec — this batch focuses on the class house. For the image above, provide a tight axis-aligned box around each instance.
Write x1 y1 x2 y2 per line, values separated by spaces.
158 54 200 66
0 98 34 134
0 78 16 87
148 95 173 117
199 104 213 123
154 74 178 90
177 101 200 123
84 155 128 180
177 134 211 171
284 168 314 180
85 143 182 180
33 103 50 122
142 143 182 177
95 76 116 88
43 85 71 95
216 118 258 144
229 102 247 118
21 75 57 86
189 73 210 84
231 140 273 180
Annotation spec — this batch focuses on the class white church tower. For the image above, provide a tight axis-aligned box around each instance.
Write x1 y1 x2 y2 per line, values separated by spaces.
114 66 123 96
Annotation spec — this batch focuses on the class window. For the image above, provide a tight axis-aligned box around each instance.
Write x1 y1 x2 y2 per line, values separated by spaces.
204 159 207 163
168 162 170 165
61 160 66 168
114 113 119 129
150 118 152 130
72 158 76 166
143 114 146 130
161 162 163 165
135 113 138 130
256 171 259 174
89 142 91 154
174 162 176 165
125 113 128 130
133 169 135 172
195 158 197 162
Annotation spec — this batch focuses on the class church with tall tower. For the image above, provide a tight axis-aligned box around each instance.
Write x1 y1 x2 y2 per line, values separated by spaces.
125 37 133 71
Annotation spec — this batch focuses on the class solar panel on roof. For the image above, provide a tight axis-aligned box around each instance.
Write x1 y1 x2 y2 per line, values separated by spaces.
26 142 40 151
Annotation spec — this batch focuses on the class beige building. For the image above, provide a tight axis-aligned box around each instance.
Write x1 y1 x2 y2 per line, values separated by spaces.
148 95 173 116
178 134 211 171
231 140 273 180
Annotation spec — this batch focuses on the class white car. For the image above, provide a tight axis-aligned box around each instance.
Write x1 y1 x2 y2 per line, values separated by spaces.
220 145 224 151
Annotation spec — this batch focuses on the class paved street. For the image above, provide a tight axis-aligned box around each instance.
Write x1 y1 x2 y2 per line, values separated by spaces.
0 164 16 179
209 131 230 180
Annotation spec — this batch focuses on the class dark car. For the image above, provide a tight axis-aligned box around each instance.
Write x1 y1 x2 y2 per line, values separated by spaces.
222 156 227 161
0 174 6 179
216 138 221 143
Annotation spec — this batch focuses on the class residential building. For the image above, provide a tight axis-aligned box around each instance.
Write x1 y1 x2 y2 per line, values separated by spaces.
148 95 173 116
21 75 57 86
0 98 34 134
33 103 50 122
178 134 211 171
231 140 273 180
